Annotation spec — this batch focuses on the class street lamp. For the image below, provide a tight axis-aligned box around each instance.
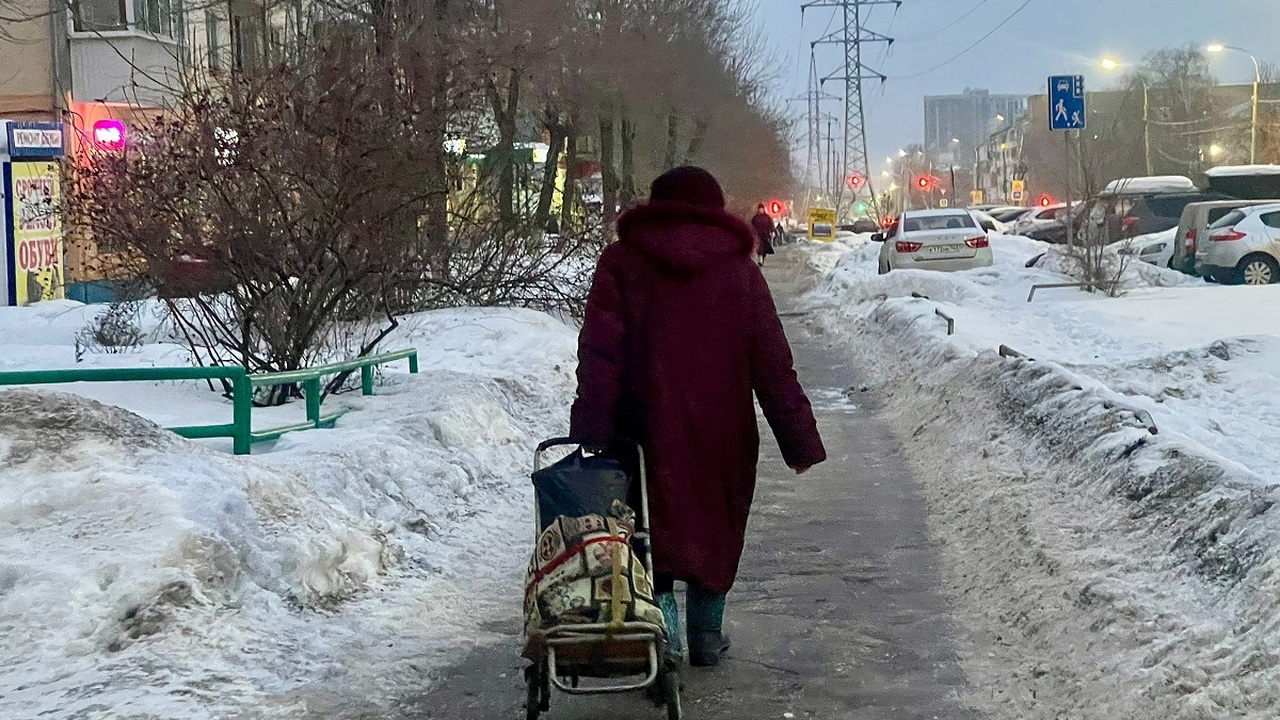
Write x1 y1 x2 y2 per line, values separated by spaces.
1207 43 1261 164
1100 57 1152 175
1210 143 1225 159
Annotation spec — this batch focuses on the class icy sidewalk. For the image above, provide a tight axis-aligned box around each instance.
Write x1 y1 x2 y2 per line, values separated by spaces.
790 237 1280 720
0 306 577 719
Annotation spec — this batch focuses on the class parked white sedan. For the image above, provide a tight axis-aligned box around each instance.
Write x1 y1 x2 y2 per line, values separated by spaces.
875 209 994 274
1012 203 1068 236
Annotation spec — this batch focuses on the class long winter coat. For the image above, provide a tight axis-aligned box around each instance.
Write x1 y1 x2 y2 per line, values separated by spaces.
570 201 826 593
750 211 776 256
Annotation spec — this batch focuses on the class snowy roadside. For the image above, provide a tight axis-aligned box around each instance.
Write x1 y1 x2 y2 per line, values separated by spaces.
0 305 577 719
787 237 1280 719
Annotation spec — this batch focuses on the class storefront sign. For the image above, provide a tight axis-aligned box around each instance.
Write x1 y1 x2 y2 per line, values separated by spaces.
6 122 66 159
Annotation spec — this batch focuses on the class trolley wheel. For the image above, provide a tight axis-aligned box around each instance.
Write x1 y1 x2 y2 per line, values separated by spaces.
664 670 683 720
525 679 539 720
524 663 548 720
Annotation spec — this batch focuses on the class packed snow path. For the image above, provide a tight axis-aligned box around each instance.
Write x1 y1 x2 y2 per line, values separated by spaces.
402 269 973 719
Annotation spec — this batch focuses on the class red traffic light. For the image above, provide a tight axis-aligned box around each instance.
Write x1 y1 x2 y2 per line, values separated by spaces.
768 200 784 215
848 173 865 190
1037 194 1054 207
916 176 933 189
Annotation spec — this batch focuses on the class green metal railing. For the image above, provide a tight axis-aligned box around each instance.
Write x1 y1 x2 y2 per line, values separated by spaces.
0 348 418 455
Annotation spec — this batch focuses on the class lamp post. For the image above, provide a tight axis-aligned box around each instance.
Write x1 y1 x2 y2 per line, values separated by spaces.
1207 44 1261 164
1101 57 1151 175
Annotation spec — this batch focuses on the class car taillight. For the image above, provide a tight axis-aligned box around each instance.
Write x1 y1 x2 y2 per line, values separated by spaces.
1186 229 1197 253
895 241 923 253
1211 228 1247 242
965 236 989 249
1122 216 1139 233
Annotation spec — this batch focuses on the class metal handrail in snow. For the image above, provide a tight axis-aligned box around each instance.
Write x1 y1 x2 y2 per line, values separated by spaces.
0 348 418 455
1027 281 1121 302
934 309 955 335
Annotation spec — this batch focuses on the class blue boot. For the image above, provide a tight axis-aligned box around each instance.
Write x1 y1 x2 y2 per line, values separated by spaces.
656 591 684 657
686 585 729 667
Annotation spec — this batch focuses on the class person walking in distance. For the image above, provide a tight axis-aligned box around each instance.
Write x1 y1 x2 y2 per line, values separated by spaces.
571 167 827 667
750 204 776 267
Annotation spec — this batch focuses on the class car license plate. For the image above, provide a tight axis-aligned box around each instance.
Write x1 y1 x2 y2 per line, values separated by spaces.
927 244 962 255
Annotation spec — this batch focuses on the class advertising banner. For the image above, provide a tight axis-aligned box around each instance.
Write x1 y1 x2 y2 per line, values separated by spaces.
6 161 65 305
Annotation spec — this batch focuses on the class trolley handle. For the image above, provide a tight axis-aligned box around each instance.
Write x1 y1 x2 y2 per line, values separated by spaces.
533 437 646 474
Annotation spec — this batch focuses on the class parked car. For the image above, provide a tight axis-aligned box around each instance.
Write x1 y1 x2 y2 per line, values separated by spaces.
1089 176 1228 240
1121 192 1235 238
971 210 1006 234
1024 203 1090 244
1012 203 1068 236
1204 165 1280 200
991 207 1033 225
1112 230 1175 268
1170 200 1280 275
988 206 1029 228
1196 203 1280 284
839 218 881 234
873 209 993 275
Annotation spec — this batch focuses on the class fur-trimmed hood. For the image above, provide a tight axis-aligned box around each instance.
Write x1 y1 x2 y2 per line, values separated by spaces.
616 200 756 274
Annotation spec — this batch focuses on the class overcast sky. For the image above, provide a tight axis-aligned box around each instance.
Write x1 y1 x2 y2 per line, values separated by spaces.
750 0 1280 166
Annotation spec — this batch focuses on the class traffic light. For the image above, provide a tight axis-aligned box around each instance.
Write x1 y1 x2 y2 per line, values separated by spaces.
1037 194 1054 207
916 176 933 190
768 200 784 215
848 173 865 190
853 201 869 215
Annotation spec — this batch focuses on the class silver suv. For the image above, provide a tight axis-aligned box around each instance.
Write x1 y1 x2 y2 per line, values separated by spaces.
1196 203 1280 285
1170 200 1280 275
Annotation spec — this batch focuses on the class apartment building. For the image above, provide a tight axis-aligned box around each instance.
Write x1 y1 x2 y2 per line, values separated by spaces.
0 0 295 303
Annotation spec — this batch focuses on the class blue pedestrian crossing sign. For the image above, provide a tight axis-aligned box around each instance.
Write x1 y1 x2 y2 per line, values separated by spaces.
1048 75 1086 131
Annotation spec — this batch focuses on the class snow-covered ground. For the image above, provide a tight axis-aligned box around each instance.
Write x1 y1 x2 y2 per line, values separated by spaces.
0 303 578 718
791 234 1280 719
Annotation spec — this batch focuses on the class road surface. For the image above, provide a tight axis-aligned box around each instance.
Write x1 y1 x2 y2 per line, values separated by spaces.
401 266 975 719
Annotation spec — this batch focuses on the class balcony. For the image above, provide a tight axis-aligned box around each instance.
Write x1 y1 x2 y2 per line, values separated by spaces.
68 0 187 107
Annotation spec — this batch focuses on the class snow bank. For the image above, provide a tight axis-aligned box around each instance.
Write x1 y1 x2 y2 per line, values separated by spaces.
0 306 578 719
795 240 1280 719
1205 164 1280 178
1102 175 1196 193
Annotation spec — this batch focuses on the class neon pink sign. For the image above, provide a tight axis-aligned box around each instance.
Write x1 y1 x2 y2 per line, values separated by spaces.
92 119 127 151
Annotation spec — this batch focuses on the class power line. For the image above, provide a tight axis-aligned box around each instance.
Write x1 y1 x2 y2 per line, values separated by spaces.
895 0 993 43
891 0 1034 80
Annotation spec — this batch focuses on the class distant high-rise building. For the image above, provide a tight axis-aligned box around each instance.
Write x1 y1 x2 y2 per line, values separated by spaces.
924 89 1026 161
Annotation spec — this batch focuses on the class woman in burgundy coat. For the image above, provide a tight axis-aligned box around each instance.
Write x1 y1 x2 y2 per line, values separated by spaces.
570 166 826 667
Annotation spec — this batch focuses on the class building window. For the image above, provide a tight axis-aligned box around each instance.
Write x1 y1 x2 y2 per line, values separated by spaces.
206 10 226 70
135 0 180 37
73 0 128 31
231 14 262 72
